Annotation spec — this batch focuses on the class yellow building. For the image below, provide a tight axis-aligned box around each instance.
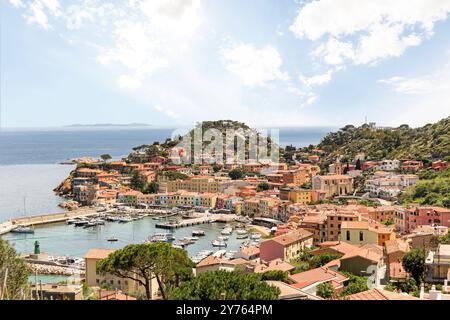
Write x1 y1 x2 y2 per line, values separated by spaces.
84 248 160 299
340 221 396 246
200 193 218 208
280 187 312 204
167 176 227 193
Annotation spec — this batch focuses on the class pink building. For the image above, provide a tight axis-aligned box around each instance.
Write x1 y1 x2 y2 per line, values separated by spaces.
406 207 450 232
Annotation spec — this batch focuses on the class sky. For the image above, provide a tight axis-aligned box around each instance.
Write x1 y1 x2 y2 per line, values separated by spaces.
1 0 450 128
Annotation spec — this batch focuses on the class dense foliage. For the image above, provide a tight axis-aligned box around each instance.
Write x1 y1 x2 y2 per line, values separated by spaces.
0 239 30 300
316 117 450 161
402 248 425 284
340 272 369 296
399 168 450 208
316 282 336 299
169 271 280 300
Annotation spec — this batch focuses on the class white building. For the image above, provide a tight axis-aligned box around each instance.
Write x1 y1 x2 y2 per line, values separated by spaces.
377 160 400 171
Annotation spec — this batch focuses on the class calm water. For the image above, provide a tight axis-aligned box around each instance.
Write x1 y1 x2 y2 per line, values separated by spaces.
0 164 74 221
3 218 247 258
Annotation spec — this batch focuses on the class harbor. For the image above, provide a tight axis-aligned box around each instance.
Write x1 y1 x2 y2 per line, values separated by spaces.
1 209 266 266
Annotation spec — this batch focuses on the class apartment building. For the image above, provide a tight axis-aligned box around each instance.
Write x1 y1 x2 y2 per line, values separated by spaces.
260 229 313 262
312 175 353 198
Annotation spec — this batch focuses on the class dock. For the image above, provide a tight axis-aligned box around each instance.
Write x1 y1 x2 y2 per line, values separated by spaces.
156 215 215 229
0 208 101 235
155 213 238 229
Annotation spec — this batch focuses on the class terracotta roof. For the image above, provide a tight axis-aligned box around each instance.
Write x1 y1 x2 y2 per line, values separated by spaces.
265 281 322 300
196 255 223 267
99 290 137 300
346 288 419 300
240 246 260 257
384 239 409 255
254 259 295 273
268 229 313 246
290 267 348 290
84 248 116 260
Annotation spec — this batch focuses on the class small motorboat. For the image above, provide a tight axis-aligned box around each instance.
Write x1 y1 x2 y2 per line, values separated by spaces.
11 225 34 234
212 239 227 247
118 216 133 223
217 236 229 241
192 230 205 236
74 220 89 227
66 219 77 225
107 237 118 242
250 232 262 240
145 233 175 243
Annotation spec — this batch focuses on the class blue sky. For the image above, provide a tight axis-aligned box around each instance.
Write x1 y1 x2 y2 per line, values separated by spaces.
2 0 450 128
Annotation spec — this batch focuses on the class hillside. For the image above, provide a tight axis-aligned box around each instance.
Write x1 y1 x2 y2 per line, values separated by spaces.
316 117 450 161
399 167 450 208
129 120 279 163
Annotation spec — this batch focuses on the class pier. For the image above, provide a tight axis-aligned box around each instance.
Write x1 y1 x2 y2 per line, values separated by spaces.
155 213 238 229
0 208 100 235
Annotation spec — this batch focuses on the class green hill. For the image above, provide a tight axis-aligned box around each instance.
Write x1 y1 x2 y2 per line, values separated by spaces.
399 168 450 208
316 116 450 161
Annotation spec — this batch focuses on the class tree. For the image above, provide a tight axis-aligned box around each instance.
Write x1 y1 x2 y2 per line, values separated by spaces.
228 168 244 180
169 271 280 300
316 282 335 299
402 248 425 284
340 272 369 296
130 170 146 191
145 181 159 194
100 154 112 162
0 239 30 300
257 182 270 192
97 243 193 300
309 253 343 269
260 270 288 282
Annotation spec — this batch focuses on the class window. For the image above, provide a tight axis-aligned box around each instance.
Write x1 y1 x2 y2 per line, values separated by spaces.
346 231 350 241
338 217 342 221
330 224 334 228
330 217 334 220
359 231 364 242
96 279 100 284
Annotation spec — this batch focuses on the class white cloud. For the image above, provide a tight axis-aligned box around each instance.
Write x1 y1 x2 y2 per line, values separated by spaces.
221 43 289 87
379 67 450 95
9 0 23 8
379 65 450 126
301 70 333 87
25 1 50 29
291 0 450 65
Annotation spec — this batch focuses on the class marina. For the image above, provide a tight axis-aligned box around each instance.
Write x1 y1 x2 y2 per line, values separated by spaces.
1 211 262 261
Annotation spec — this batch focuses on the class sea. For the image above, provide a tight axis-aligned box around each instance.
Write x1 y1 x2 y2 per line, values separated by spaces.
0 126 333 267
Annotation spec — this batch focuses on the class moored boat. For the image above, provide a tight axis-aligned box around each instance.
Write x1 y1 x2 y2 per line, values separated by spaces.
192 230 205 236
11 225 34 234
211 239 227 247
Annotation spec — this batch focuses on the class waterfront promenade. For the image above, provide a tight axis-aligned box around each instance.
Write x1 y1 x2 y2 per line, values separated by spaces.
0 208 100 235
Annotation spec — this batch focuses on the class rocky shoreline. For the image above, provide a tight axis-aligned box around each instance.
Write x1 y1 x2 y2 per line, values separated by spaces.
28 263 84 276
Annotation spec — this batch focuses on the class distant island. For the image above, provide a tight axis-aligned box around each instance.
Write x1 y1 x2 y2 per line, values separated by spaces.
66 123 152 128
